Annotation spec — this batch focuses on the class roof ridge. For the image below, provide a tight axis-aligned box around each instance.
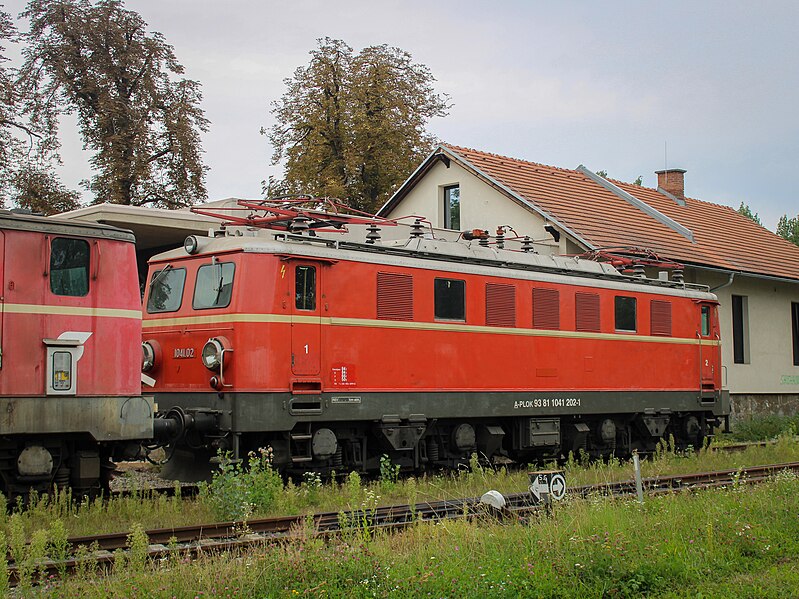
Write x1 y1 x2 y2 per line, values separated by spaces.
442 143 583 177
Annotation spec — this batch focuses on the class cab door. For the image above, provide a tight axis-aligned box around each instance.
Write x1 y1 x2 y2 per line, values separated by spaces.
698 302 719 396
290 262 321 376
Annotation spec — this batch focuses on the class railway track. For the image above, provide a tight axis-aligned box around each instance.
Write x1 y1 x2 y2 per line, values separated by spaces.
9 460 799 587
108 440 778 500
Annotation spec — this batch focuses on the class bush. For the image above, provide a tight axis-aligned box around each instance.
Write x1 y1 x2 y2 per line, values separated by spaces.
203 448 283 521
730 415 799 442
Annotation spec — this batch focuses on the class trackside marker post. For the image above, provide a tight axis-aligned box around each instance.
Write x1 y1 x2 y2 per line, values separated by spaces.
633 450 644 503
528 470 567 511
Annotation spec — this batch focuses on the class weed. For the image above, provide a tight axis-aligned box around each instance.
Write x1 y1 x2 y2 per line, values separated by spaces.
0 531 6 595
48 519 70 579
379 454 400 490
127 523 149 572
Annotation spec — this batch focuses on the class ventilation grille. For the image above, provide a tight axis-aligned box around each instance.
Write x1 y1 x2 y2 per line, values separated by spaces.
650 300 672 336
575 292 600 332
486 283 515 327
377 272 413 321
533 287 560 329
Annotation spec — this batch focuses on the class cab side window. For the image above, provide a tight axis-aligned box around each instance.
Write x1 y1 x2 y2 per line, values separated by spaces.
295 266 316 310
193 262 235 309
146 267 187 313
50 238 90 296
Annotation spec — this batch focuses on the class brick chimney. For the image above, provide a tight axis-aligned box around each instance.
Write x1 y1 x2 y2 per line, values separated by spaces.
655 168 686 200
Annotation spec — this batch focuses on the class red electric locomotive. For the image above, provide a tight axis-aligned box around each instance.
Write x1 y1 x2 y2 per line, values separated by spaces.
144 200 729 478
0 210 154 497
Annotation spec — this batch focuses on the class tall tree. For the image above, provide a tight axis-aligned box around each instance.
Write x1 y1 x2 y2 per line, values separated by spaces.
267 38 449 213
777 214 799 247
19 0 208 208
737 202 762 225
0 5 22 204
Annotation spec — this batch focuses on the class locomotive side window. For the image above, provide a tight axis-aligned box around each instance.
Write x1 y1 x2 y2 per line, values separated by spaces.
701 305 711 336
614 296 637 332
295 266 316 310
146 267 186 313
50 237 90 296
435 278 465 321
193 262 235 310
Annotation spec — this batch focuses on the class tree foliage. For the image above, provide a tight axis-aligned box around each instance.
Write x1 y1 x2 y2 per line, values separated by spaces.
11 163 80 215
267 38 449 213
777 214 799 247
19 0 208 208
0 6 23 204
737 202 762 226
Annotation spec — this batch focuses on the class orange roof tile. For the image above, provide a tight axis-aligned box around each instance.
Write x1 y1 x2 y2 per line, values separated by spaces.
441 144 799 282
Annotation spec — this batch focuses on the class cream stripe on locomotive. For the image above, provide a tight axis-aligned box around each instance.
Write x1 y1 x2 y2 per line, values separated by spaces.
142 312 720 346
4 303 142 320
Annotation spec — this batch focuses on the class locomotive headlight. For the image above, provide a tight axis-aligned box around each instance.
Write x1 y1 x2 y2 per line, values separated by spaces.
202 336 232 371
184 235 200 255
141 340 160 372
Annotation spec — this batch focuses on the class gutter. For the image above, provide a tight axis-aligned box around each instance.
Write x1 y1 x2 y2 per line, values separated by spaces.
710 272 735 292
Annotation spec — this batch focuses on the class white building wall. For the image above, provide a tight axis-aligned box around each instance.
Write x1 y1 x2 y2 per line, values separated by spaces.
385 160 562 254
697 270 799 395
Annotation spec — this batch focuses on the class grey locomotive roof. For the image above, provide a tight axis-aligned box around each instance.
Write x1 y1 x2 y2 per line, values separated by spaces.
0 210 136 242
150 226 715 301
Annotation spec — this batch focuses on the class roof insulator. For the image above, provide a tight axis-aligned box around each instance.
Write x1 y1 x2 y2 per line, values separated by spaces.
289 215 310 234
409 219 425 238
672 269 684 283
632 264 646 278
521 236 537 253
365 223 381 244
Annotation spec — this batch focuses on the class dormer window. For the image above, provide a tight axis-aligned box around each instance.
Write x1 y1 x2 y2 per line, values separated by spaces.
443 185 460 230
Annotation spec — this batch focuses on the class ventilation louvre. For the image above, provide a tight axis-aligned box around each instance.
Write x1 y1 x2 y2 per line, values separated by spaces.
486 283 515 327
650 300 672 336
533 287 560 329
377 272 413 321
575 292 600 332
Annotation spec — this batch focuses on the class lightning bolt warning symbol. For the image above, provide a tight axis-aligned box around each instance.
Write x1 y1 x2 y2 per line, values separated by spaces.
280 264 286 279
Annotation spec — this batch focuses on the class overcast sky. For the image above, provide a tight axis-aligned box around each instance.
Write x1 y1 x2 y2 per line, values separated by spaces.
3 0 797 229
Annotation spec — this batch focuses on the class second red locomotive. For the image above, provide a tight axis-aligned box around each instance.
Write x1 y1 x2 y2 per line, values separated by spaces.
143 201 729 477
0 210 154 497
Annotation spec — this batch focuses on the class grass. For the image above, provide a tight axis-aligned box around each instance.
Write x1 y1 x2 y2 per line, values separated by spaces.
21 462 799 597
2 432 798 541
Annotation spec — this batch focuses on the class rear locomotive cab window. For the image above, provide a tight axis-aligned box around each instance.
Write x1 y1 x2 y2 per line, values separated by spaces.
614 296 637 332
193 262 235 310
50 237 90 296
434 278 465 321
295 266 317 310
146 267 187 313
701 305 711 336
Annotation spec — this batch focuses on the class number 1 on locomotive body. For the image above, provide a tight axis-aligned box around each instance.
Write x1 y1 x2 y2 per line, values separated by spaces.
291 262 321 376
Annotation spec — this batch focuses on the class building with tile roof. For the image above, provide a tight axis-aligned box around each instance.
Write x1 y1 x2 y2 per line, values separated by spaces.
379 144 799 414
